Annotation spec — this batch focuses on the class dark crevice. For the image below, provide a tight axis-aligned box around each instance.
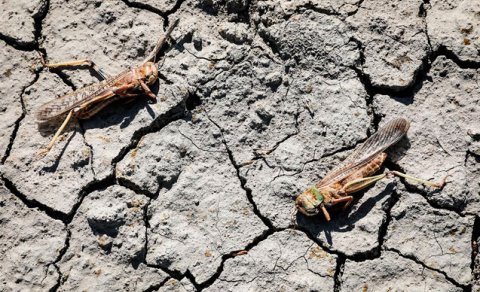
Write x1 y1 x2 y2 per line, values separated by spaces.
376 188 399 252
418 0 433 54
120 0 186 26
63 175 117 224
333 255 345 292
142 198 152 269
1 172 116 225
185 91 202 111
111 101 187 167
143 277 172 292
291 3 340 17
348 37 379 135
48 228 71 292
435 46 480 69
418 0 429 17
1 72 39 164
204 111 275 230
345 0 365 16
388 248 471 291
1 175 69 222
121 0 169 17
0 33 36 51
472 216 480 274
184 270 202 290
48 264 61 292
144 263 203 291
144 263 184 281
351 34 480 103
130 192 151 270
33 0 78 92
0 0 48 51
33 0 49 46
117 177 156 198
1 0 50 163
164 0 187 25
349 38 429 98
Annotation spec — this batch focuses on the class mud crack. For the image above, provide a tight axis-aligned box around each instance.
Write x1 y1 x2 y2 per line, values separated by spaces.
388 248 471 291
120 0 186 27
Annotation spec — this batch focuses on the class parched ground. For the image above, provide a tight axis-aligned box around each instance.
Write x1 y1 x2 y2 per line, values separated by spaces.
0 0 479 291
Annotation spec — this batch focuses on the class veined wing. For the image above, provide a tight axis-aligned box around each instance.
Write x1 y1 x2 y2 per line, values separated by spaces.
34 68 135 122
316 118 410 188
35 80 114 122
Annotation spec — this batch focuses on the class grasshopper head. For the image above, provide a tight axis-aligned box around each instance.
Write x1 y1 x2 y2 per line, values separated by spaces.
141 62 158 85
295 186 324 216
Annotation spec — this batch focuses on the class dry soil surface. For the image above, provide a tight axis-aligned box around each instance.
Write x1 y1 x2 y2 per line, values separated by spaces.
0 0 479 291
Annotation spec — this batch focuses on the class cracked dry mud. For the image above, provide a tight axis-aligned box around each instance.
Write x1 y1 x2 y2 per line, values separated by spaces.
0 0 478 291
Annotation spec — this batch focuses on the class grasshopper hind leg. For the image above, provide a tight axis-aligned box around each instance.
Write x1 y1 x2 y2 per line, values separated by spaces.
38 52 109 80
387 171 448 188
38 109 75 156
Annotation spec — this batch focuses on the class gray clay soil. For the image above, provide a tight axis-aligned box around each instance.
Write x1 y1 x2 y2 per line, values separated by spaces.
0 0 479 291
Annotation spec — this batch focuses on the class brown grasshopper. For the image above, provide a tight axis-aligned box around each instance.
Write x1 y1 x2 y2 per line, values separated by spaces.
35 19 180 155
295 118 447 221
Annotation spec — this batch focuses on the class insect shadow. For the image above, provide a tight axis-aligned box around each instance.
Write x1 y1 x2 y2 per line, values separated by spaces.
294 136 412 246
295 182 395 246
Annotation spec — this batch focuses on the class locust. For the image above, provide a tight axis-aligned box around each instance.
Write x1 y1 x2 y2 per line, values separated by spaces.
295 118 447 221
35 19 180 155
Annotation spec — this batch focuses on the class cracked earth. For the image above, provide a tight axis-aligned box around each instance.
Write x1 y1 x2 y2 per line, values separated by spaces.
0 0 479 291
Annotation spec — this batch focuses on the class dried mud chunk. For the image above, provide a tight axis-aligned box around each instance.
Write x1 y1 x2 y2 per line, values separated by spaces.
385 191 474 285
0 183 67 291
427 0 480 63
0 0 46 46
206 230 337 291
57 185 168 291
373 57 480 213
346 0 429 90
342 251 463 291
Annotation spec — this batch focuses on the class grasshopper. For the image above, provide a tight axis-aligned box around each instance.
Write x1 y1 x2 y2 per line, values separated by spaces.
35 19 180 155
295 118 447 221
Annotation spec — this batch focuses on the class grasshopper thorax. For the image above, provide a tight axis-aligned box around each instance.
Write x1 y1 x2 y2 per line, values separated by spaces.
140 62 159 85
295 186 325 216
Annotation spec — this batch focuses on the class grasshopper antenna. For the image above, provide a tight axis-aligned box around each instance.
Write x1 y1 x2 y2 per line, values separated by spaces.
144 18 180 64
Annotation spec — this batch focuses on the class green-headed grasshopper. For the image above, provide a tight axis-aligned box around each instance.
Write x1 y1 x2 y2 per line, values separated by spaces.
295 118 447 221
35 19 180 155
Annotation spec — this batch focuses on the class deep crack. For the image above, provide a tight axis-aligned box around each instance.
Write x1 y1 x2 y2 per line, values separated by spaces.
203 110 275 230
333 255 346 292
1 71 39 164
120 0 187 27
48 228 71 292
388 248 471 291
1 175 69 222
472 216 480 276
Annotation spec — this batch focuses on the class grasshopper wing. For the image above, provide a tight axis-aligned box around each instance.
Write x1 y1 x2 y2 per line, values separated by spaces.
316 118 410 188
35 81 112 123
